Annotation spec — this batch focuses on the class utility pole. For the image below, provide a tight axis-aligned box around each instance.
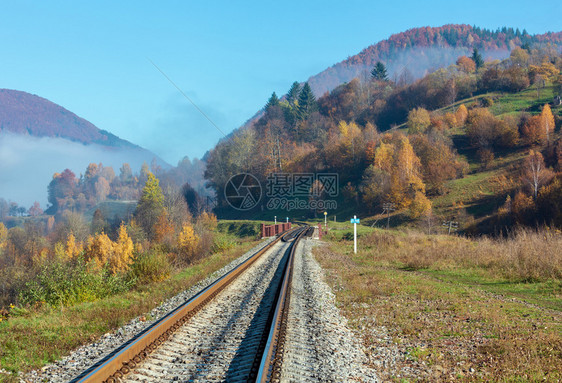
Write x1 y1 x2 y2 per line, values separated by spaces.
382 202 396 229
442 220 459 235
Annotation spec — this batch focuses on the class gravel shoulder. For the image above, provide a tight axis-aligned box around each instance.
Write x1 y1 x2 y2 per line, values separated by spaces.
280 237 379 382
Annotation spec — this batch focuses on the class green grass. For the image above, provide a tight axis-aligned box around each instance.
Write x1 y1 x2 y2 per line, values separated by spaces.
490 85 557 116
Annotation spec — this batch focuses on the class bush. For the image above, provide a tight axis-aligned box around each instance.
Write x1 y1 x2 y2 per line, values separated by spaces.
127 250 172 286
19 259 131 307
211 234 237 254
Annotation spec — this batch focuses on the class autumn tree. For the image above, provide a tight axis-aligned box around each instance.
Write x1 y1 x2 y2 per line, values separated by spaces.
47 169 77 213
529 62 559 99
139 162 150 184
84 232 113 271
540 104 555 144
110 223 134 273
177 223 199 263
28 201 43 217
0 222 7 255
95 177 110 202
135 172 165 240
410 134 467 193
456 56 476 73
521 115 545 145
366 134 430 214
522 150 554 198
455 104 468 126
510 47 529 67
407 107 431 133
119 163 133 183
371 62 388 81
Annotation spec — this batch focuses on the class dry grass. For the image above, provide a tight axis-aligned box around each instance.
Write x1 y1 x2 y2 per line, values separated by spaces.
346 228 562 282
317 228 562 382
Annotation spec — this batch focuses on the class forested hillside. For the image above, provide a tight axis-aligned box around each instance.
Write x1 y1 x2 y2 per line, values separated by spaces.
307 24 562 95
206 41 562 232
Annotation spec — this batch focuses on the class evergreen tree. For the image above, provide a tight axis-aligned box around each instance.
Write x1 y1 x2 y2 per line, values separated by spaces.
471 48 484 69
286 82 301 106
297 82 317 120
371 61 388 81
265 92 280 111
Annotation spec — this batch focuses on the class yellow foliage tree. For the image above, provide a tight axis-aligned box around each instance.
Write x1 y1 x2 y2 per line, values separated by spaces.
110 223 134 273
540 104 555 143
409 191 432 219
371 134 428 210
407 107 431 133
84 232 113 271
455 104 468 126
178 223 199 260
198 211 218 229
65 233 83 260
392 137 425 208
337 120 362 162
373 142 395 173
0 222 7 253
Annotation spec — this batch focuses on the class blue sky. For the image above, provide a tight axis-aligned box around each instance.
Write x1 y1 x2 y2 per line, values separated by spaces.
1 0 560 164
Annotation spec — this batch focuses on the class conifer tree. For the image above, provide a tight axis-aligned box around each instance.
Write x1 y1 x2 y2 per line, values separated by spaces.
286 82 301 106
265 92 280 111
297 82 317 120
371 61 388 81
471 48 484 69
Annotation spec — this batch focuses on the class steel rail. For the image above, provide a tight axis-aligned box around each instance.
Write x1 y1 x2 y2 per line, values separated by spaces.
70 228 296 383
256 227 307 382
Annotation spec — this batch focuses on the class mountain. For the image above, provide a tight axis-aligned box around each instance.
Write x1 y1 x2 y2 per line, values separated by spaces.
306 24 562 96
0 89 161 150
0 89 170 206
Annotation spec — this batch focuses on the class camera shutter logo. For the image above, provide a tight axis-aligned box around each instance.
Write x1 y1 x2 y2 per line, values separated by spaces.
224 173 262 210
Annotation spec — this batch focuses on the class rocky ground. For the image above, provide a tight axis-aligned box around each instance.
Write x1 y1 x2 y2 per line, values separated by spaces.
280 237 379 382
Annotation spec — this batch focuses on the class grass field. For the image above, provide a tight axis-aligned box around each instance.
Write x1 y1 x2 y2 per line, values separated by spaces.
315 226 562 382
0 239 260 382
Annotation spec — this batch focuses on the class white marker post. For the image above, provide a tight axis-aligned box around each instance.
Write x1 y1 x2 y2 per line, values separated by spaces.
274 216 277 225
350 215 360 254
324 211 327 233
286 217 289 223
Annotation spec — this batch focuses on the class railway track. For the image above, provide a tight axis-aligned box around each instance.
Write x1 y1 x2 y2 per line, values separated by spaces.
70 226 309 383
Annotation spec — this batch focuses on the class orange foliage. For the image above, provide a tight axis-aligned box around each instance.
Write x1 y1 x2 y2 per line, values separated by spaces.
456 56 476 73
521 115 545 145
153 212 176 243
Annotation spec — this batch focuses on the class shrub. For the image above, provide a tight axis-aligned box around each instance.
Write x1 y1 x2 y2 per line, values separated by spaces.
211 234 237 254
19 259 131 307
127 250 171 286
